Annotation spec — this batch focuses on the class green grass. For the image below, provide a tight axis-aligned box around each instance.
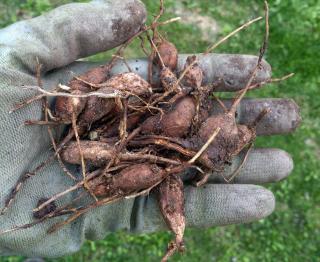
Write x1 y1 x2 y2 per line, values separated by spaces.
1 0 320 261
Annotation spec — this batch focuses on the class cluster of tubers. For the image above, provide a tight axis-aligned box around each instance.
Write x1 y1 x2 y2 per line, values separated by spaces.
0 1 283 261
50 34 266 260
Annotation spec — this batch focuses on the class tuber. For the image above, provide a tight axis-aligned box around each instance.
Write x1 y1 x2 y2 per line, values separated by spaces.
196 113 254 168
55 72 152 126
141 96 196 137
155 39 178 71
88 164 164 197
61 141 181 166
54 65 110 123
157 174 185 262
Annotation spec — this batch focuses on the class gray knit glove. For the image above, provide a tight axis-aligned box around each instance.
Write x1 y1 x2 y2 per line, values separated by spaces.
0 0 300 258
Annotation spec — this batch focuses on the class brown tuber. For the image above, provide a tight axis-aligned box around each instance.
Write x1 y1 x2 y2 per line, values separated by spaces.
157 174 185 262
141 96 196 137
100 113 142 138
54 89 88 124
194 112 255 169
155 39 178 71
54 65 110 123
88 164 164 197
61 141 181 166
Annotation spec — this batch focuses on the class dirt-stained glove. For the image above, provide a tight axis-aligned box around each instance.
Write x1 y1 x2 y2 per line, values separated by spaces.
0 0 300 258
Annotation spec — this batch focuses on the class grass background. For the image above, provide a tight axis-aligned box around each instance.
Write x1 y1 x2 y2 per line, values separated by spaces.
0 0 319 261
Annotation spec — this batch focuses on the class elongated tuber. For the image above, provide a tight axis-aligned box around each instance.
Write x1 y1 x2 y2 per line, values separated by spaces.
88 164 164 197
157 174 185 261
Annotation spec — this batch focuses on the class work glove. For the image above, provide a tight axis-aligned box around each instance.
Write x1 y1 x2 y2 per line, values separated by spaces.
0 0 301 258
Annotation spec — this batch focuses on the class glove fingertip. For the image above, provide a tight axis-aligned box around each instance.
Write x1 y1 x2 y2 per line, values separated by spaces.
252 186 275 220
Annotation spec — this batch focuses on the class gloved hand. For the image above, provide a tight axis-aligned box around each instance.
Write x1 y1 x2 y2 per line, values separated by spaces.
0 0 301 258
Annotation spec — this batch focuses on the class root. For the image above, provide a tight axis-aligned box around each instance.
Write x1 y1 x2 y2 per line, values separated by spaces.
47 194 121 233
139 35 150 57
45 113 76 182
111 55 133 72
130 137 194 157
130 137 214 169
118 99 128 142
33 169 102 213
24 120 61 126
10 94 45 114
174 17 263 93
147 47 156 84
137 135 186 146
0 172 33 215
212 94 228 113
21 85 126 99
121 152 182 165
34 151 183 214
193 172 211 187
229 1 269 115
153 0 165 26
44 165 189 234
102 126 142 174
250 108 271 129
71 108 98 201
223 143 253 183
38 60 76 181
146 30 165 68
249 73 295 90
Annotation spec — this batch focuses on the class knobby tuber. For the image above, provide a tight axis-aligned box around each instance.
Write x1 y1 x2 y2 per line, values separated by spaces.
196 113 255 168
1 1 291 261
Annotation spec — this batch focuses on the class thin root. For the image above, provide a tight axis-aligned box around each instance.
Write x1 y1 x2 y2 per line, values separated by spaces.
229 1 269 115
22 85 126 99
71 108 98 202
10 94 45 114
38 59 76 182
173 17 263 93
212 94 228 113
24 120 62 126
223 143 253 183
